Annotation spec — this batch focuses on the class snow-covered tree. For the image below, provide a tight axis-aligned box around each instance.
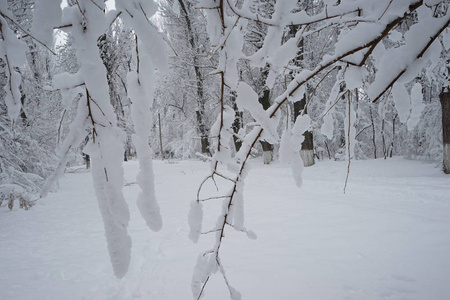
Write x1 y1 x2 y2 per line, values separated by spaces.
40 0 167 278
0 0 60 210
1 1 449 297
189 0 450 298
156 0 219 158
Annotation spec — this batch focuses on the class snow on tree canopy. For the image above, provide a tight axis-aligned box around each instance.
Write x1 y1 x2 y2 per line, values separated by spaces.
0 12 27 120
368 7 449 103
115 0 168 74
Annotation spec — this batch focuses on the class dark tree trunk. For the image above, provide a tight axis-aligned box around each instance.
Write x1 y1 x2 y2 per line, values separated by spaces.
230 92 243 152
382 119 387 159
294 95 315 167
369 106 377 159
389 114 397 158
19 90 28 124
84 154 90 169
196 110 210 155
258 87 273 164
440 88 450 174
290 23 314 167
98 33 125 121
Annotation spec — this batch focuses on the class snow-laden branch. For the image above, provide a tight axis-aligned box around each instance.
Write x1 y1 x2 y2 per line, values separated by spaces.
41 0 132 278
115 0 167 233
191 0 449 298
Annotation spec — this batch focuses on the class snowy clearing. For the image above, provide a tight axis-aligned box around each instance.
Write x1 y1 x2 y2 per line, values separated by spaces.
1 158 449 300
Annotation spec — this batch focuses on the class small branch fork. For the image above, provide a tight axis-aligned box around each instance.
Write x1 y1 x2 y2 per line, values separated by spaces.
193 4 251 296
85 87 113 144
195 124 262 299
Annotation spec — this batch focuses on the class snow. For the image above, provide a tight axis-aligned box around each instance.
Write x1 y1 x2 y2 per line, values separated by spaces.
188 200 203 243
209 105 234 163
407 82 425 130
40 95 89 198
2 158 449 299
236 82 279 144
52 72 84 108
172 0 180 17
128 71 163 233
0 14 27 120
116 0 168 74
51 0 135 279
288 114 311 187
31 0 61 47
250 1 298 67
392 83 411 123
388 30 403 42
279 127 292 165
443 28 450 51
322 112 334 139
344 66 365 90
368 9 450 102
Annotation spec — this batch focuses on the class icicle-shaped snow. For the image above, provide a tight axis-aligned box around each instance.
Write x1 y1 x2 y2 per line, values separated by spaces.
392 84 411 123
228 180 245 231
83 131 132 278
291 115 311 187
64 0 132 278
322 112 335 140
188 201 203 243
115 0 167 232
128 70 163 232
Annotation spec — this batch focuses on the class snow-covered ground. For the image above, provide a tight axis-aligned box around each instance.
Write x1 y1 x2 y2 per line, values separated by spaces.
1 158 449 300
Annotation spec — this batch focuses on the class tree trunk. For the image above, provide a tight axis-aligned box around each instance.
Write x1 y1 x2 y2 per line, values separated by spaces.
382 119 387 159
179 0 210 156
196 109 210 155
84 154 90 169
294 95 315 167
389 114 397 158
289 24 314 167
369 106 377 159
258 87 273 164
230 92 243 152
440 88 450 174
158 113 164 160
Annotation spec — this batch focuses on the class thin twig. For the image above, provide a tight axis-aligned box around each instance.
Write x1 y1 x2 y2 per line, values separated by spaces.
198 195 231 202
0 12 57 55
57 110 67 144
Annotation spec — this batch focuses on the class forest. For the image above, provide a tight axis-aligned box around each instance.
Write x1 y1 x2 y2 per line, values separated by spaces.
1 0 449 299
